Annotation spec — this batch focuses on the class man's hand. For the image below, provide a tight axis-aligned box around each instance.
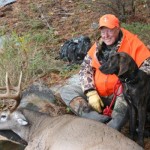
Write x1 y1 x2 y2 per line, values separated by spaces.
86 90 104 113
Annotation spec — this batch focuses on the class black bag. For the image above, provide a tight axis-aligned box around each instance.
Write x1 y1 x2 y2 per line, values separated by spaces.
59 36 91 64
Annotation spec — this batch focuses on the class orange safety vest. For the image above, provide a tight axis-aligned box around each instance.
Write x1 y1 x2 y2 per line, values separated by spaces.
88 28 150 96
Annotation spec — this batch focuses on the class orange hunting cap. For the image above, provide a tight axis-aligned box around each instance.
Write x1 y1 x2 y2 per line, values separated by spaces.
99 14 119 29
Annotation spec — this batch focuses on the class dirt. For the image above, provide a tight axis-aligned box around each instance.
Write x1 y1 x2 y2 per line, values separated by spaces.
1 0 149 49
0 0 150 149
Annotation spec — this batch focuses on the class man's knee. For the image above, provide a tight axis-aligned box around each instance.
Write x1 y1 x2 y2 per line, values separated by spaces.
60 85 83 106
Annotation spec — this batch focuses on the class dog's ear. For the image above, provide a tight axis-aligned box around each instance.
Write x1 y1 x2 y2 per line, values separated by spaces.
118 64 128 76
118 53 130 76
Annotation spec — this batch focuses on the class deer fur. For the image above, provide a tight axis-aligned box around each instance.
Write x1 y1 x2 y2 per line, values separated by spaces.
0 108 143 150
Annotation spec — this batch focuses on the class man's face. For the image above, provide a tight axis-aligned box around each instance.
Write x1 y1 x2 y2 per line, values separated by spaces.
100 27 120 46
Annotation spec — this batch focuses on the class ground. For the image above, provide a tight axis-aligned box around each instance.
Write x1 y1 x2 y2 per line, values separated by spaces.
0 0 150 149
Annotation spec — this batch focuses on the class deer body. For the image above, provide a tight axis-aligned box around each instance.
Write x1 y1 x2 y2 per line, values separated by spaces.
0 72 143 150
0 108 143 150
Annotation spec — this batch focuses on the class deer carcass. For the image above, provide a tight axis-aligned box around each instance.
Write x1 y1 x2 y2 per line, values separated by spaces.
0 72 143 150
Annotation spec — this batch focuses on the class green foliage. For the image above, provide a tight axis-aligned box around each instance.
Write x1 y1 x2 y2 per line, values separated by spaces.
31 29 56 43
0 0 149 89
59 64 80 78
66 107 72 113
0 30 60 87
121 22 150 44
0 22 148 88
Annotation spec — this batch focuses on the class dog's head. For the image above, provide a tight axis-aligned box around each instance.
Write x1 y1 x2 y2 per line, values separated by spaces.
99 52 138 77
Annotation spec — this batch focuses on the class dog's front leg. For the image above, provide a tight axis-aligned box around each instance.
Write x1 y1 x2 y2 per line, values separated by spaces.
138 106 146 147
129 105 136 140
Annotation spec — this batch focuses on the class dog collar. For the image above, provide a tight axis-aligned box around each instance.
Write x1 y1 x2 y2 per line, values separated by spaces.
119 69 139 84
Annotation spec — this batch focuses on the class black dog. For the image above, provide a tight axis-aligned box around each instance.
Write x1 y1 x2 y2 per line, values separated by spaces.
99 52 150 147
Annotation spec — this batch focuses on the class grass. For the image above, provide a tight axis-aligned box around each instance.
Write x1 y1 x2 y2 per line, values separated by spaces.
0 24 80 89
0 30 62 87
0 21 149 88
122 22 150 44
0 0 149 89
59 64 80 78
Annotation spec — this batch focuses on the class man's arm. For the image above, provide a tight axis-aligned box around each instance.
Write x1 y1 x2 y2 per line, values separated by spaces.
139 57 150 75
79 55 95 94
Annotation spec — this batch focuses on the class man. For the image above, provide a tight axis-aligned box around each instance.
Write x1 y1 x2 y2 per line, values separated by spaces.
60 14 150 131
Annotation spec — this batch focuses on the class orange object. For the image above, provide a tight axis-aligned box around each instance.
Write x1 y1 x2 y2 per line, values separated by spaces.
103 80 122 117
99 14 119 29
88 28 150 96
